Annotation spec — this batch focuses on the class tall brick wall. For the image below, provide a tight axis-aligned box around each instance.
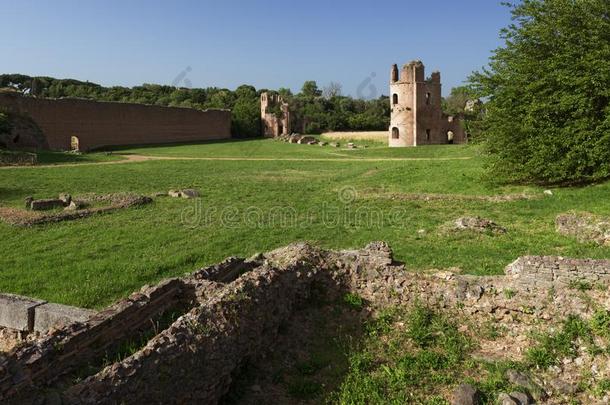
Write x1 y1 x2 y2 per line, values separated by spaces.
0 92 231 151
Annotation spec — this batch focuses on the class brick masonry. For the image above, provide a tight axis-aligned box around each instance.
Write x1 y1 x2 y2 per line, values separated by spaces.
1 245 609 404
505 256 610 289
0 92 231 151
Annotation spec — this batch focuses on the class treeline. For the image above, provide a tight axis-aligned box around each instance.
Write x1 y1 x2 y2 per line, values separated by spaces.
0 74 390 137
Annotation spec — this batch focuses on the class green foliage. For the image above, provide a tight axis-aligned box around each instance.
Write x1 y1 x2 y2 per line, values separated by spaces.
442 86 472 116
287 378 323 399
331 305 470 404
589 309 610 338
231 85 260 138
366 307 397 337
442 85 485 141
525 315 591 368
1 74 391 136
300 81 322 99
343 292 364 311
503 288 516 299
288 85 390 134
593 378 610 398
470 0 610 184
568 279 593 291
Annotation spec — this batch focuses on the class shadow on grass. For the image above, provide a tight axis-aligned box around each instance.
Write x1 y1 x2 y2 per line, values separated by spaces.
0 187 35 202
35 151 117 165
101 137 266 152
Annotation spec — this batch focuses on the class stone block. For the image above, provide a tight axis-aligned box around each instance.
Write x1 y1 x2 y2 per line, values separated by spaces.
33 302 96 332
180 189 200 199
0 294 46 331
30 199 65 211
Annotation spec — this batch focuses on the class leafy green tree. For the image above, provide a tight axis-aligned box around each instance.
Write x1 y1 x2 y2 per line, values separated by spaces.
0 74 392 137
300 81 322 99
443 86 473 116
442 86 485 141
231 85 260 137
470 0 610 184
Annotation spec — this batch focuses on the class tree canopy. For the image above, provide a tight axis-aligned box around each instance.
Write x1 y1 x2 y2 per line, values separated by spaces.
0 75 392 136
470 0 610 184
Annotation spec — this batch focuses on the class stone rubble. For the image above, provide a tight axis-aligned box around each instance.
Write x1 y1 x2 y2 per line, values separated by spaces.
452 216 507 234
0 243 608 403
556 211 610 246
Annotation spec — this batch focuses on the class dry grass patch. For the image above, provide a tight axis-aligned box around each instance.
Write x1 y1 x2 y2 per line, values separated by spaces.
322 131 388 143
360 190 543 203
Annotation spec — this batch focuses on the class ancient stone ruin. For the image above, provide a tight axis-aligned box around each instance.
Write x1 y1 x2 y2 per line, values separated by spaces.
0 92 231 151
389 60 466 147
1 242 609 404
0 193 153 227
260 92 291 137
556 212 610 246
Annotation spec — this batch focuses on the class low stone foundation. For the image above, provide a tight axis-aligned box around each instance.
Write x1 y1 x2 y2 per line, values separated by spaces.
0 151 37 166
0 193 153 227
0 244 608 404
556 212 610 246
506 256 610 290
0 294 93 333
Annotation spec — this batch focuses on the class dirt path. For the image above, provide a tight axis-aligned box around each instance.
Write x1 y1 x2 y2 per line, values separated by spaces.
0 154 473 169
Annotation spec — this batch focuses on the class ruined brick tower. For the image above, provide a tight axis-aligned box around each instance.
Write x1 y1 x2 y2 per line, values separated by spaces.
389 60 465 147
260 92 290 137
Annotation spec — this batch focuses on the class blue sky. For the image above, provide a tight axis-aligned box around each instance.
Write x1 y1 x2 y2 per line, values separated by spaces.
0 0 512 97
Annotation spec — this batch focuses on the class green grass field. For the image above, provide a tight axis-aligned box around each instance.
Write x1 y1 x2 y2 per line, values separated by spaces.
1 139 609 308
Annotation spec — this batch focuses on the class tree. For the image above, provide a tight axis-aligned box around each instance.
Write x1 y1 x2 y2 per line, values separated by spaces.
300 81 322 98
0 73 391 138
323 81 342 99
231 85 260 137
442 86 474 116
442 86 485 141
470 0 610 184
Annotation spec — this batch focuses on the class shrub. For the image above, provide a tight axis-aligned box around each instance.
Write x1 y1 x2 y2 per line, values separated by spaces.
590 309 610 338
343 293 364 310
470 0 610 185
525 315 591 368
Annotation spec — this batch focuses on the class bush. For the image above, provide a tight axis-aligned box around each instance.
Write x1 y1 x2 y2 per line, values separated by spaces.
470 0 610 185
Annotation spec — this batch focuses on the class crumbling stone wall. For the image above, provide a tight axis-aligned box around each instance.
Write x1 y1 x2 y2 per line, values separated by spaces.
506 256 610 290
1 243 608 404
0 92 231 151
556 212 610 246
389 60 466 147
0 279 190 403
0 151 37 166
260 92 290 137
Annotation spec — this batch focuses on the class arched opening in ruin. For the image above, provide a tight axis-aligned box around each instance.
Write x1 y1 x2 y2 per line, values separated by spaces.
426 129 431 141
426 92 431 105
447 131 454 144
70 136 80 151
392 94 398 105
391 127 399 139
